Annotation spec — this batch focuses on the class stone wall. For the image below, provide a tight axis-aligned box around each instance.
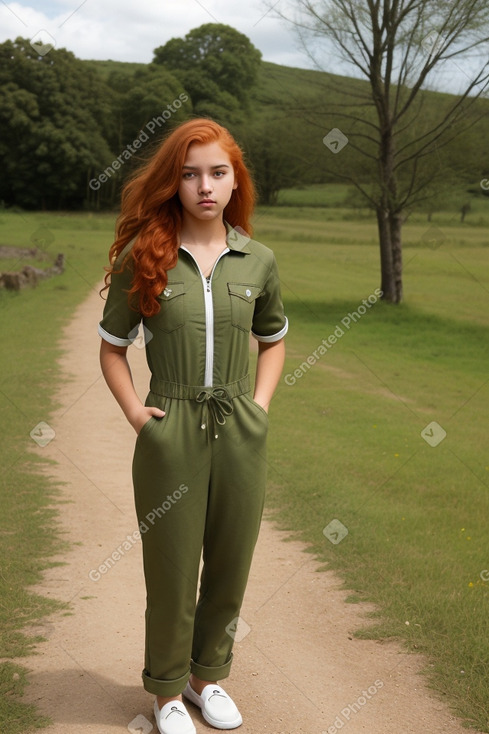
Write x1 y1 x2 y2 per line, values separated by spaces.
0 247 65 291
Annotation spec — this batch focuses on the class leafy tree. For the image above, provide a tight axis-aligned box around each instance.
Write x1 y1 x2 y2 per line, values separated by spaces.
112 66 191 150
242 113 315 205
0 38 114 209
168 69 244 128
153 24 262 117
273 1 489 302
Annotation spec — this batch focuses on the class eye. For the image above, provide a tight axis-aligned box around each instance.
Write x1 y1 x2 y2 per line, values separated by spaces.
182 172 195 179
214 170 226 177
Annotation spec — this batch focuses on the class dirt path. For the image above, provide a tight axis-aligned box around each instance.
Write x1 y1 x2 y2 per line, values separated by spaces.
23 286 478 734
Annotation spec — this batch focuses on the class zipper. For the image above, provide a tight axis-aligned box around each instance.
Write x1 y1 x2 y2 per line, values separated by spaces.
180 246 229 386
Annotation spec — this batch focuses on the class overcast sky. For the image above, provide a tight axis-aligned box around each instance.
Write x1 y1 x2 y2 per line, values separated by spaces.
0 0 483 94
0 0 310 68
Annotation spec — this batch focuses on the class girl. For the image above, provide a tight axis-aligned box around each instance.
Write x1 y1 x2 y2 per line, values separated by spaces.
98 118 287 734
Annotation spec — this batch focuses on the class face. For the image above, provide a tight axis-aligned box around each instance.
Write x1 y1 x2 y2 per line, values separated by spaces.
178 141 237 223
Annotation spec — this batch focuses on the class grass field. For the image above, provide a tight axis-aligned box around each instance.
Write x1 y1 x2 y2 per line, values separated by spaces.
1 196 489 732
0 211 116 733
255 205 489 732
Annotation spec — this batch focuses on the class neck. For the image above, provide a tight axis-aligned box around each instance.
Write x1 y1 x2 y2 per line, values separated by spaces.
180 215 226 247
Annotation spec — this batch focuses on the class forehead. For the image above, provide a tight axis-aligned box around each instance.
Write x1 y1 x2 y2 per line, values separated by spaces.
183 141 231 166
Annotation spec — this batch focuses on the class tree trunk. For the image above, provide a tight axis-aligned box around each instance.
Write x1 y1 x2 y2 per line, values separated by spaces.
259 184 278 206
377 123 403 303
377 205 395 301
377 206 403 303
390 211 403 303
376 206 403 303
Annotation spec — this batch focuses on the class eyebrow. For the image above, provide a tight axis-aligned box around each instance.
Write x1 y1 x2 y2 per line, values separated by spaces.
182 164 231 170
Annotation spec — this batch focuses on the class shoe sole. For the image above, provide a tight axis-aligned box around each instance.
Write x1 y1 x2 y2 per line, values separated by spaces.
201 709 243 730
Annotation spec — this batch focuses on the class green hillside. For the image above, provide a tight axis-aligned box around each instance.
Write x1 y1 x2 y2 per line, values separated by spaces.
84 55 489 211
1 31 489 210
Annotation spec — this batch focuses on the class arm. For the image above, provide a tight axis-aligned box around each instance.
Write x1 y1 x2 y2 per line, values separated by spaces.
99 339 165 434
253 338 285 413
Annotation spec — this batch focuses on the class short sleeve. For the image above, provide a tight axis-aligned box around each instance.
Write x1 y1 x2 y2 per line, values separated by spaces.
98 246 142 347
251 254 288 343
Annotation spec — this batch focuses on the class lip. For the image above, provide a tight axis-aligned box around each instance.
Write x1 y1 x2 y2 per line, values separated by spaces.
198 199 216 206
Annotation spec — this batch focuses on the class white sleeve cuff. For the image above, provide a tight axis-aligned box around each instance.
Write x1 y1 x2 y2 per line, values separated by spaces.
98 323 133 347
252 317 288 343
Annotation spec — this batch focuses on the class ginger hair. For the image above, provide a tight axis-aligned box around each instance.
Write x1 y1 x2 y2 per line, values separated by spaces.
101 118 256 316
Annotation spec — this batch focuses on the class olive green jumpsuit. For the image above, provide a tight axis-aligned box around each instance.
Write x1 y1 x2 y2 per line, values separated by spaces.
98 225 288 697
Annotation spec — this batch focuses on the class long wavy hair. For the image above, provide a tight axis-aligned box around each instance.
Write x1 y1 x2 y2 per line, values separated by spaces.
101 118 256 316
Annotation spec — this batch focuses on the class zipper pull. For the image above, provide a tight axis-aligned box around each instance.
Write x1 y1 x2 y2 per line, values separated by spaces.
206 275 211 292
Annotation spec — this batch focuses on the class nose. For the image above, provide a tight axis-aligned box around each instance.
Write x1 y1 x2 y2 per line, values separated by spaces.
199 175 213 195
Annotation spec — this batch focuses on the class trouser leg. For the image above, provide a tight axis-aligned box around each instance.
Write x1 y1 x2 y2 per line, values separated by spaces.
132 397 210 697
190 394 269 681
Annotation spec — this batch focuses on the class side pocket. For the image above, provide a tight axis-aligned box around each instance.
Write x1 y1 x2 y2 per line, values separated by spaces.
244 393 269 423
137 397 170 441
137 416 158 439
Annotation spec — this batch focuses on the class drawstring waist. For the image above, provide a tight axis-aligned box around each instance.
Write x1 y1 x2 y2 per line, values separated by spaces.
149 375 250 439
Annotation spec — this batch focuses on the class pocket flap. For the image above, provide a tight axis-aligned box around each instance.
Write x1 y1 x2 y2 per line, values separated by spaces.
227 283 262 303
158 282 185 301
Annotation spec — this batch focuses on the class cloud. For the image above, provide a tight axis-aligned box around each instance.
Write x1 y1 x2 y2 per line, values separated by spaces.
0 0 307 66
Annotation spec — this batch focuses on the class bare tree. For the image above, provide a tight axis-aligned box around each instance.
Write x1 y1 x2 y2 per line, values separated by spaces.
271 1 489 302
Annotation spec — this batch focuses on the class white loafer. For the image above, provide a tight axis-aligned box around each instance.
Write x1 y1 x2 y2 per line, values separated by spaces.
183 683 242 730
153 699 196 734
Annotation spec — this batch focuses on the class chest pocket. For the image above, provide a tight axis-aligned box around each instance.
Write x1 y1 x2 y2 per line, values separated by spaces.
227 283 263 332
156 282 186 333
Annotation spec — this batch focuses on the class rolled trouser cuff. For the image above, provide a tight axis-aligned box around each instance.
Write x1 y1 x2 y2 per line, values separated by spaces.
142 667 190 697
190 653 233 682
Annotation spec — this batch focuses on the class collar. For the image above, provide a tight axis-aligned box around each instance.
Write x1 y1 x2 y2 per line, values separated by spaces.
224 221 251 254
